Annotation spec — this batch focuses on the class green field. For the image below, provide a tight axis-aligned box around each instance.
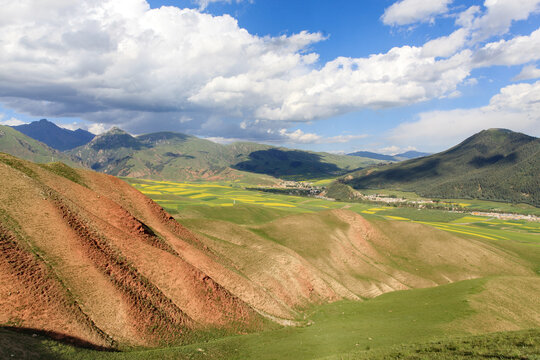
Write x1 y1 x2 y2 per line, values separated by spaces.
126 179 540 246
126 178 356 215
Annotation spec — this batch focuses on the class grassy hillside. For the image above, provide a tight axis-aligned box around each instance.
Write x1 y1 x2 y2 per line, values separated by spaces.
67 128 379 181
343 129 540 206
0 125 79 166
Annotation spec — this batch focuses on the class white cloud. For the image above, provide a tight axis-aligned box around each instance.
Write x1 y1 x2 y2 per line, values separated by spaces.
381 0 452 26
58 121 108 134
194 0 249 11
279 129 321 144
0 0 479 134
472 28 540 67
0 0 539 144
421 28 468 58
389 80 540 149
0 116 25 126
470 0 540 43
513 64 540 81
278 129 368 144
377 145 417 155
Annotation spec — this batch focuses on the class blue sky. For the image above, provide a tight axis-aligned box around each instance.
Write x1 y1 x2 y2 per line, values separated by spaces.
1 0 540 154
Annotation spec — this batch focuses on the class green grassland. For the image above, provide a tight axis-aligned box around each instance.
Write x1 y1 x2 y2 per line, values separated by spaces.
2 278 538 359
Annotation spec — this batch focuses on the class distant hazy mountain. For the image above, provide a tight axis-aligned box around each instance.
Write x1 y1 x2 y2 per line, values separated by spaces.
68 127 382 181
343 129 540 206
0 125 79 166
347 151 396 161
12 119 95 151
394 150 431 160
348 150 429 162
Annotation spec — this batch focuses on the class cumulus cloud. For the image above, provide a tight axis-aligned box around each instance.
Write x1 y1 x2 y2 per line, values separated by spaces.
469 0 540 43
472 28 540 67
0 0 540 145
0 0 479 137
59 121 109 134
389 80 540 149
381 0 452 26
377 145 417 155
513 64 540 81
421 28 468 58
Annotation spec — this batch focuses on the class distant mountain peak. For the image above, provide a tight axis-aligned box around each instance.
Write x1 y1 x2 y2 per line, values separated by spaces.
11 119 95 151
88 127 145 151
104 127 129 135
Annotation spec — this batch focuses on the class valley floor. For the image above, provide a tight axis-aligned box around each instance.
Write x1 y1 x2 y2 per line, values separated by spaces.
1 277 539 359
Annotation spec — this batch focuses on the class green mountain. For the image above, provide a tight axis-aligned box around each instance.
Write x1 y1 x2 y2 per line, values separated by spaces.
12 119 95 151
342 129 540 206
0 125 80 166
68 128 381 181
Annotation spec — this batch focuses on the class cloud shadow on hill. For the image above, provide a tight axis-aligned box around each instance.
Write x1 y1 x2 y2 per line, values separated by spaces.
232 149 344 178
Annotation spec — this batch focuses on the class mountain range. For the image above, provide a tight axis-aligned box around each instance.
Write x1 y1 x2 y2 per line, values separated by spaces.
66 127 380 181
1 120 383 182
342 129 540 206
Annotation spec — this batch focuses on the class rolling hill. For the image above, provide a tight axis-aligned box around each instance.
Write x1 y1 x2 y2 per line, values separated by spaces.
67 127 380 181
12 119 95 151
342 129 540 206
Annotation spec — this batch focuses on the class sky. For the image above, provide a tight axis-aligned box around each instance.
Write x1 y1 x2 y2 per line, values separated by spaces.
0 0 539 154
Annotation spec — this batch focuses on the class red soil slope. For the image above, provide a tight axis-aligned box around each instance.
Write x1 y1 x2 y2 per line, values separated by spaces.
0 154 266 348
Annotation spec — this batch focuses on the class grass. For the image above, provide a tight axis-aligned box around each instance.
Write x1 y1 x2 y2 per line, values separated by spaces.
325 329 540 359
38 162 87 187
3 278 538 359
